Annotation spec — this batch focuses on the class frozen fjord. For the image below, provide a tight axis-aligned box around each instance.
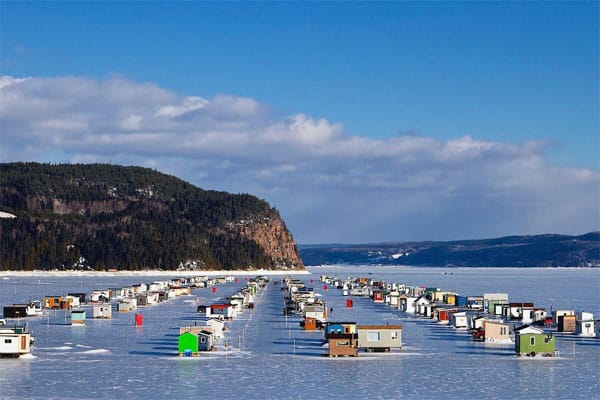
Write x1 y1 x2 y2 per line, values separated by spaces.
0 266 598 399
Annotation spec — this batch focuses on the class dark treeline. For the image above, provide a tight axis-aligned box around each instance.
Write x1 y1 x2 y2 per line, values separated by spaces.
0 162 280 271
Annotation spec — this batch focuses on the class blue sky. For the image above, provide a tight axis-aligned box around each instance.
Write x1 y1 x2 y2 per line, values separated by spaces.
1 2 598 243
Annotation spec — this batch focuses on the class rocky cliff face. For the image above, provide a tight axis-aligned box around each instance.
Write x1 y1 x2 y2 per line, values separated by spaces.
227 216 304 270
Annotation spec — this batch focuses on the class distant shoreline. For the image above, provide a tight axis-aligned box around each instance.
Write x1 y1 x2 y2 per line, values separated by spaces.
305 264 599 269
0 269 310 277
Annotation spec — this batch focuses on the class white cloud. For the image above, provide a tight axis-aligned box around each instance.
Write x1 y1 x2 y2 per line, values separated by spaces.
155 96 208 119
1 75 598 242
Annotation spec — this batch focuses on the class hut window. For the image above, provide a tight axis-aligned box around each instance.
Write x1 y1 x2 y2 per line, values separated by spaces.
530 337 535 346
337 341 349 346
200 337 206 343
367 332 380 341
4 339 11 344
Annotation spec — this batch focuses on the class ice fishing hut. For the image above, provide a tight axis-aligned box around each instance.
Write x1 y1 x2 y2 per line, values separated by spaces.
482 320 511 343
357 325 403 352
325 322 357 337
558 315 577 333
178 332 199 356
0 326 32 357
179 327 214 352
92 305 112 319
195 331 213 351
576 312 595 336
303 316 318 330
44 296 64 309
3 304 36 318
71 310 86 325
67 293 87 305
117 299 136 312
450 311 469 329
210 304 235 320
515 325 556 356
202 318 225 339
484 293 509 315
196 305 211 317
328 333 358 357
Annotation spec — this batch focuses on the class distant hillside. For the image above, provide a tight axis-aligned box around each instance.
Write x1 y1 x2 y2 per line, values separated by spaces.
0 162 304 271
299 232 600 267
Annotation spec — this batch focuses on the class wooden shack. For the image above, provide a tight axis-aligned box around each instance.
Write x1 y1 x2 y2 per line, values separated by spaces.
328 333 358 357
558 315 577 333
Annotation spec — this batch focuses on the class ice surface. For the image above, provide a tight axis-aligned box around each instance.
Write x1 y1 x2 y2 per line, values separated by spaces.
0 266 598 399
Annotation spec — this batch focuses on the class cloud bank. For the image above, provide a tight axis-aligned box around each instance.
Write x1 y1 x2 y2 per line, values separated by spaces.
1 75 598 243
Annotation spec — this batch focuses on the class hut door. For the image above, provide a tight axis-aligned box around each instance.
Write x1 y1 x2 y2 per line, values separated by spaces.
20 336 26 350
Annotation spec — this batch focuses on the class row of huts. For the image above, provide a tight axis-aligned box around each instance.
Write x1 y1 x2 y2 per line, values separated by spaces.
177 276 269 357
1 275 238 356
2 276 236 322
282 276 403 357
320 274 599 356
178 276 269 356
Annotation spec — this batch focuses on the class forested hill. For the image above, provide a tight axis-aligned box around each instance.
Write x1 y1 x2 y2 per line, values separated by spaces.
299 232 600 267
0 162 304 271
